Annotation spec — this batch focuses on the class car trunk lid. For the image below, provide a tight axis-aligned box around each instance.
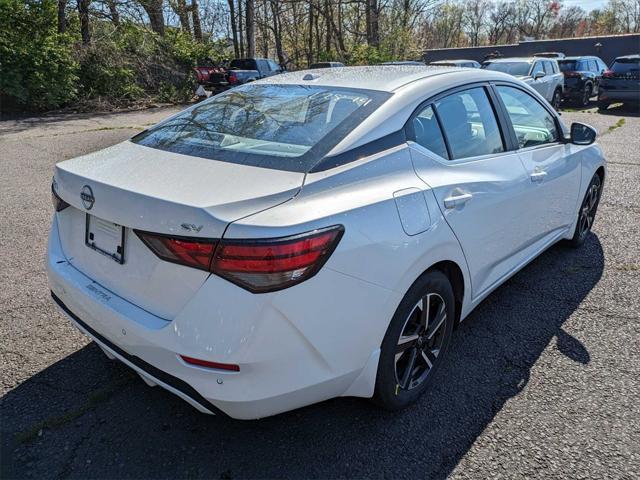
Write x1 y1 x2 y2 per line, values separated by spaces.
53 141 303 319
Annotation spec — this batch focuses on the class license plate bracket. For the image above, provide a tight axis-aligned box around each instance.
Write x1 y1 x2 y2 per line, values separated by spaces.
85 214 126 264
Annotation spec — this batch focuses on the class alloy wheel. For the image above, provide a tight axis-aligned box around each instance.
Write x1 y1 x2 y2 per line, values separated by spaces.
578 177 601 239
394 293 448 391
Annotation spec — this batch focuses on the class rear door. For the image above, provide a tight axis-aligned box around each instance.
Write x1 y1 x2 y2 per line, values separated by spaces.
494 84 581 241
407 85 533 300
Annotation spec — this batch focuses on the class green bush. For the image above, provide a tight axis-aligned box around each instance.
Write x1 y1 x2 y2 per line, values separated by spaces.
0 3 227 112
0 0 79 111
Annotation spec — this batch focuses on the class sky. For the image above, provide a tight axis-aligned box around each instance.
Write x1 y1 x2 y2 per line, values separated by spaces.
563 0 609 12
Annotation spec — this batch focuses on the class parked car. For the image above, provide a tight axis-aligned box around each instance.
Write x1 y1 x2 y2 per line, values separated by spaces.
558 56 608 106
309 61 345 68
194 58 282 92
598 54 640 111
382 60 425 65
429 59 480 68
48 66 605 419
481 57 564 109
534 52 566 59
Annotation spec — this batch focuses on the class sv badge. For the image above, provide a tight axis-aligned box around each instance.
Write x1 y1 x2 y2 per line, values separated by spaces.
181 223 203 233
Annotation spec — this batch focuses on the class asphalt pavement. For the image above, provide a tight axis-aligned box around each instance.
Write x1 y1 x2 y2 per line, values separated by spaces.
0 104 638 479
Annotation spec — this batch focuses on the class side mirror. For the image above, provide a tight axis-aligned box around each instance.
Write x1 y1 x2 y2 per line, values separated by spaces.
570 122 597 145
533 71 545 80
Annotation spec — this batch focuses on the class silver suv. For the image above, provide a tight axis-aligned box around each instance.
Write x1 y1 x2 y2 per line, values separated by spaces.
481 57 565 109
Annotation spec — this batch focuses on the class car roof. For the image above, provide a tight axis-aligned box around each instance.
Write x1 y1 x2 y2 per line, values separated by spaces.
615 54 640 60
484 57 537 63
432 59 476 64
257 65 488 92
561 56 600 60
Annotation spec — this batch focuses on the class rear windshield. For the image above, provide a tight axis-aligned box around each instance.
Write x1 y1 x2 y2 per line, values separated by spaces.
132 84 390 172
229 59 257 70
481 61 531 76
558 60 581 71
611 59 640 74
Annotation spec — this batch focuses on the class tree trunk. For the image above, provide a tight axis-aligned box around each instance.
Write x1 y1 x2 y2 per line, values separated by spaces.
106 0 120 27
260 0 269 57
366 0 379 47
140 0 165 36
238 0 245 57
227 0 240 57
77 0 91 44
191 0 203 41
57 0 66 33
269 0 284 65
246 0 255 57
307 0 314 65
172 0 191 35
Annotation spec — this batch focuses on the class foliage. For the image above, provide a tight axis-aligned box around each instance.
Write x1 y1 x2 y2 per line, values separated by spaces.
0 1 226 112
0 0 79 110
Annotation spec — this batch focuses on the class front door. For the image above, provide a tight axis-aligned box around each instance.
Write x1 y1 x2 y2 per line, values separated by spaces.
494 84 582 242
407 85 533 300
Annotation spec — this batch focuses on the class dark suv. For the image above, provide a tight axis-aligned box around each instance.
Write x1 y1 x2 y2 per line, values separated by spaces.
598 54 640 111
558 56 608 106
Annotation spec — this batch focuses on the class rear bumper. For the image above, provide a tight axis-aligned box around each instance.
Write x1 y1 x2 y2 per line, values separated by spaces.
47 217 398 419
598 90 640 102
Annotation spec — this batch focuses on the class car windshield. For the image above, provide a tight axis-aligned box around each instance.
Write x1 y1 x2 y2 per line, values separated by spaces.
558 60 579 71
482 61 531 76
611 59 640 74
132 84 390 172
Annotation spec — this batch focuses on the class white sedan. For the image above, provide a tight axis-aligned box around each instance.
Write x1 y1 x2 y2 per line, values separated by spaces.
48 66 605 419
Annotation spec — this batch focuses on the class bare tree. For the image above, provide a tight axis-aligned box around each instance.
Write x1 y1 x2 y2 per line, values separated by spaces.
139 0 165 35
227 0 240 56
191 0 203 40
246 0 256 56
464 0 490 46
170 0 192 34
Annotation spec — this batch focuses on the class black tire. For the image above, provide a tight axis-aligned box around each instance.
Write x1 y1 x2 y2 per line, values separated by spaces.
566 173 602 248
552 89 562 110
373 270 455 410
581 84 592 107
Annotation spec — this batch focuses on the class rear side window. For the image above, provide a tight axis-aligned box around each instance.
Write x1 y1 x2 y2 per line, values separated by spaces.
496 86 559 149
410 105 449 159
229 59 256 70
543 61 554 75
433 87 504 160
588 60 597 72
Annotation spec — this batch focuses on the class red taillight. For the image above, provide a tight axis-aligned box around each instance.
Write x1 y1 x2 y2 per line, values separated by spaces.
228 72 238 84
135 225 344 293
135 231 217 271
212 226 344 293
180 355 240 372
603 70 615 78
51 182 69 212
564 71 580 77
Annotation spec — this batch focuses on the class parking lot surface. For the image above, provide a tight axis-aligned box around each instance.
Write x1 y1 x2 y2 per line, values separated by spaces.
1 105 638 479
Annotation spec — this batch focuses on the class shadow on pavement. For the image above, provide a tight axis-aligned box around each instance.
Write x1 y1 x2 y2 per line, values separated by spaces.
596 102 640 117
1 235 604 479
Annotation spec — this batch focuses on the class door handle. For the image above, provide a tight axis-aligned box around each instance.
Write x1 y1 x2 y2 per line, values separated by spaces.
530 170 548 183
444 192 473 209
